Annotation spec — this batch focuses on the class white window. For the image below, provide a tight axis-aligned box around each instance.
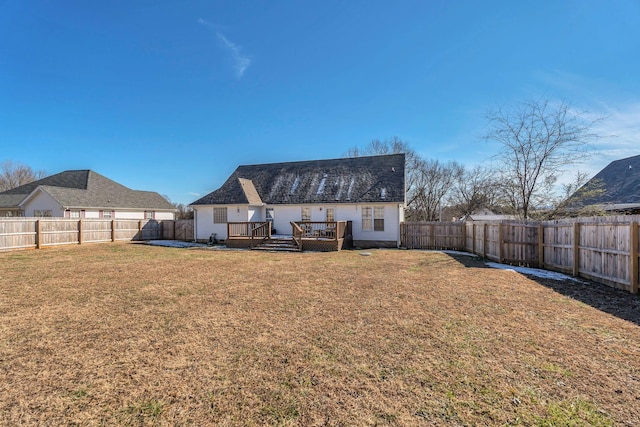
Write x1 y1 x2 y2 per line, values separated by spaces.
144 211 155 220
68 210 81 219
374 206 384 231
34 210 52 217
213 207 227 224
362 206 384 231
100 210 113 219
266 208 274 222
325 207 335 223
301 207 311 222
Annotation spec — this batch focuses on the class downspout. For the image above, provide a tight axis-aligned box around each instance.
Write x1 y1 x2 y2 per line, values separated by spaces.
397 203 401 248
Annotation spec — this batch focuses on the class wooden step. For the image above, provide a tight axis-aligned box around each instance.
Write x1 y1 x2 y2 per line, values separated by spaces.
251 238 300 252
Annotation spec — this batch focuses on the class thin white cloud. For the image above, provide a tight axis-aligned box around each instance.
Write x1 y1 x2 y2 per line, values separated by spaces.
188 192 201 197
198 18 251 79
216 32 251 79
550 102 640 186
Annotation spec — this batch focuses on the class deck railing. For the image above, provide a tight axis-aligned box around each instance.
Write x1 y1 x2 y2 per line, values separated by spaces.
291 222 304 251
250 222 272 248
293 221 347 240
227 222 271 238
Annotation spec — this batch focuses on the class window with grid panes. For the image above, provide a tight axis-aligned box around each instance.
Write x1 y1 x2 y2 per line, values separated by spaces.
213 207 227 224
362 207 373 231
301 207 311 222
374 206 384 231
325 207 335 222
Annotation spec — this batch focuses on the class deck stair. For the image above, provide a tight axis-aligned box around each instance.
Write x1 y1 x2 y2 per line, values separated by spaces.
251 237 300 252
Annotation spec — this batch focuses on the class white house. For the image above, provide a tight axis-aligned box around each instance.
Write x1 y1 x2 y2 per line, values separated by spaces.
0 170 176 220
189 154 406 249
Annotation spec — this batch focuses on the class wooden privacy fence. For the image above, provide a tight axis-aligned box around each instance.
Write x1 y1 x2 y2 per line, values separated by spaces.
0 218 194 251
401 216 640 294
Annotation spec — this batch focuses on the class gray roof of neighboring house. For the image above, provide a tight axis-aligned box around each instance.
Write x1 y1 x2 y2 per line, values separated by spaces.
573 154 640 207
191 154 406 206
0 170 175 210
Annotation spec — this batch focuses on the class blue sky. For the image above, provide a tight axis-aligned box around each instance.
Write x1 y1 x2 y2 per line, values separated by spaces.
1 1 639 205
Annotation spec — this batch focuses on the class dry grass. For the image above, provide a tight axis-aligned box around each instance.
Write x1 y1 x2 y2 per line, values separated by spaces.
1 243 639 426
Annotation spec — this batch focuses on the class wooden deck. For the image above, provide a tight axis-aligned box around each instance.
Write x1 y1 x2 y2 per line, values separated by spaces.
226 221 352 251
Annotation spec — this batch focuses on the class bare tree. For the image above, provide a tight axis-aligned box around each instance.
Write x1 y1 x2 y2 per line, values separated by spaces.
448 165 500 219
485 98 601 219
162 195 194 220
346 136 421 202
540 172 606 219
0 161 47 191
407 159 464 221
346 138 463 221
173 203 194 220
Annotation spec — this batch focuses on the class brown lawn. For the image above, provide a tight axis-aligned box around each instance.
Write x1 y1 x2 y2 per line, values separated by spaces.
0 243 639 426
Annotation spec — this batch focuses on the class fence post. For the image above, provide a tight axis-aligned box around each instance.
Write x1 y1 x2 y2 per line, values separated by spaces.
78 219 83 245
111 219 116 242
138 220 143 241
631 221 639 294
430 223 435 249
573 222 580 277
36 219 42 249
498 223 504 263
460 222 466 251
471 223 476 254
483 223 487 259
538 223 544 269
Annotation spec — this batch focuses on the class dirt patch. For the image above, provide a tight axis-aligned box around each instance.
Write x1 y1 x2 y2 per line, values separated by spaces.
1 244 639 425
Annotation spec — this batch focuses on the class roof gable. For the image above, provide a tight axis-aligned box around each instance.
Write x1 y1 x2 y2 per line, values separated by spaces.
191 154 405 206
239 178 263 205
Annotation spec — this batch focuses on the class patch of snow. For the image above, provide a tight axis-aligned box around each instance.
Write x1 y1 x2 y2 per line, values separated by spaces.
335 177 344 200
380 188 387 199
290 177 300 194
346 177 355 200
486 262 585 282
359 252 372 256
316 175 327 195
146 240 206 248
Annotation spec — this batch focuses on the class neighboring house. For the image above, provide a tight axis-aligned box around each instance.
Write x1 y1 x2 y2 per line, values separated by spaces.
463 208 518 221
571 154 640 213
190 154 406 248
0 170 176 219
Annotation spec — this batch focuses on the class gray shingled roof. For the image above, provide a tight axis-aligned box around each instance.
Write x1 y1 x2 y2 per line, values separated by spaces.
191 154 405 206
0 170 175 210
573 154 640 206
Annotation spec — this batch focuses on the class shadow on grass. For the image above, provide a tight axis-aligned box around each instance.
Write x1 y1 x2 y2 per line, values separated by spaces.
445 252 640 327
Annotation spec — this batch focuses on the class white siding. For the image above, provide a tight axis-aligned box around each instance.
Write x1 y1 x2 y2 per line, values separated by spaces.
154 211 175 220
248 206 262 222
84 210 100 219
22 191 64 217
